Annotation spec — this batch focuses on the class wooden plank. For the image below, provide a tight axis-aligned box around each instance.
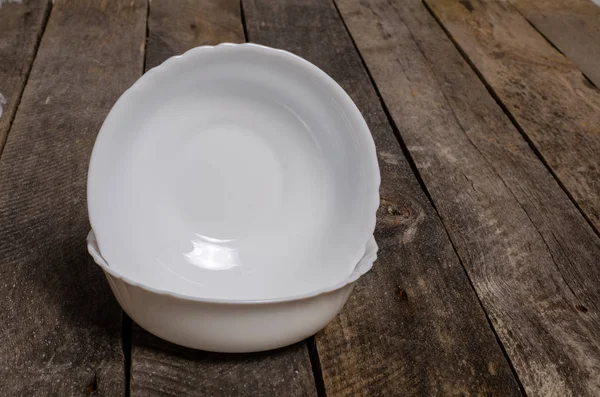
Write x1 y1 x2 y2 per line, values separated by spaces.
132 327 316 396
334 0 600 395
0 0 50 153
130 1 317 396
146 0 245 69
425 0 600 234
511 0 600 88
0 0 147 396
243 0 522 395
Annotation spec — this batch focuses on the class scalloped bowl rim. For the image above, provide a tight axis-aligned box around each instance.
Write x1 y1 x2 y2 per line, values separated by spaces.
87 43 381 301
88 230 378 305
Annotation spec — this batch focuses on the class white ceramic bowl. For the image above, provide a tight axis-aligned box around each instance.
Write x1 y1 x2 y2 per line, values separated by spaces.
88 230 377 352
87 43 380 301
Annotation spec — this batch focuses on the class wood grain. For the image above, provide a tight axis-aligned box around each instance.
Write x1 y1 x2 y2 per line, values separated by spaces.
130 1 317 396
335 0 600 395
0 0 147 395
243 0 522 395
425 0 600 234
146 0 244 69
511 0 600 88
0 0 50 154
132 326 316 396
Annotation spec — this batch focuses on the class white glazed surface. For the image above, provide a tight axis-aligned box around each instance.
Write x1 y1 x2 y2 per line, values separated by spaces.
88 231 378 352
88 43 380 300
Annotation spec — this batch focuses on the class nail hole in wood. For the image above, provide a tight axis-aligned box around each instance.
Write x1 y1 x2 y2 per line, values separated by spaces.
86 374 98 394
396 287 407 300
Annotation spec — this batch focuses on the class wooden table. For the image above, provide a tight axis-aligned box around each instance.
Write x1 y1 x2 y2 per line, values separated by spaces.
1 0 599 395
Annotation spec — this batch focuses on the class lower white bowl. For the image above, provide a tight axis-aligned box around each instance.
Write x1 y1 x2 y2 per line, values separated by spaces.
87 231 377 352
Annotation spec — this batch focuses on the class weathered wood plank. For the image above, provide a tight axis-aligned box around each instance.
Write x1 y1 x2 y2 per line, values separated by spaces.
425 0 600 234
130 1 317 396
146 0 244 69
335 0 600 395
0 0 147 395
132 327 316 396
511 0 600 88
0 0 50 153
243 0 522 395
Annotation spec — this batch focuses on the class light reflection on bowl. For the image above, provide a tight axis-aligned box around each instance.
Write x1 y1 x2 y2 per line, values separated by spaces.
184 235 239 271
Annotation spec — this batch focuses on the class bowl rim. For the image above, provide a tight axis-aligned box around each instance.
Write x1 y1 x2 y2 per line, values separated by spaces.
88 230 378 305
87 43 381 302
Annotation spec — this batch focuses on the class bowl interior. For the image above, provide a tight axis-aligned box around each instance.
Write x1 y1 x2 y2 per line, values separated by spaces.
88 44 379 300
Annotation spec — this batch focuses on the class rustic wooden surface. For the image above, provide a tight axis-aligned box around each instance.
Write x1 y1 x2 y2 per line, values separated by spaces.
3 0 600 395
130 1 317 396
146 0 245 70
425 0 600 234
132 327 316 396
244 0 521 395
0 0 146 395
0 0 50 153
512 0 600 88
335 0 600 396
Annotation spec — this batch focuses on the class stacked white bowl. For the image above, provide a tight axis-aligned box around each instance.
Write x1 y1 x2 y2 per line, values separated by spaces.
87 43 380 353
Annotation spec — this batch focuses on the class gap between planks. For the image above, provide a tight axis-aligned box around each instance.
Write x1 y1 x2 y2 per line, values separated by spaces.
122 3 151 395
306 337 327 397
239 0 249 42
0 0 52 159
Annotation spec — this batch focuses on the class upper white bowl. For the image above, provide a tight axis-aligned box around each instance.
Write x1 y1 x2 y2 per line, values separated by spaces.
87 43 380 301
